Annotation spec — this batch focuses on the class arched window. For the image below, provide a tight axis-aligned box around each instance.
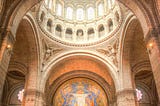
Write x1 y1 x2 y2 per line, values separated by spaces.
76 29 84 40
47 19 52 32
98 3 104 16
108 19 113 32
88 28 95 40
98 25 105 37
48 0 52 9
77 8 84 20
40 11 45 22
57 4 62 16
108 0 112 9
65 28 73 40
66 7 73 19
87 7 95 20
115 11 120 23
55 25 62 37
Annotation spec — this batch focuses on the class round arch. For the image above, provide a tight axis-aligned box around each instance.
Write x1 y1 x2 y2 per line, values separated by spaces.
39 50 119 93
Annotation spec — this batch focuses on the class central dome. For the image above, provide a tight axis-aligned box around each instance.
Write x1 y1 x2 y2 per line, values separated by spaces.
38 0 121 45
45 0 115 21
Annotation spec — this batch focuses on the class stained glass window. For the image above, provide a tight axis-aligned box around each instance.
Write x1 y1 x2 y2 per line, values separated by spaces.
17 89 24 102
136 89 143 101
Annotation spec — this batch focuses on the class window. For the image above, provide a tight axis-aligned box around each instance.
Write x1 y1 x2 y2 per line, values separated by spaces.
48 0 52 9
40 11 45 22
47 19 52 32
77 8 84 20
98 4 104 16
108 19 113 32
55 25 62 37
57 4 62 16
136 89 143 101
98 25 105 37
66 7 73 19
108 0 112 9
87 7 95 20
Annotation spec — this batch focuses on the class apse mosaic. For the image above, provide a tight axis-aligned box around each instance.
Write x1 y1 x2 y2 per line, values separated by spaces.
53 78 108 106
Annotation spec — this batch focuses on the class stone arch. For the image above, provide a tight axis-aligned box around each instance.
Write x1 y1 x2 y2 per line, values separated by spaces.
119 11 159 105
40 51 119 93
1 15 40 105
46 70 115 106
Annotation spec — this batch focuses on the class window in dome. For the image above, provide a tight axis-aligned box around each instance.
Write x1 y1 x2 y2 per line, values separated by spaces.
65 28 73 40
76 29 84 40
87 7 95 20
98 25 105 37
48 0 52 9
57 4 62 16
55 25 62 38
115 11 120 23
108 0 112 9
108 19 113 32
66 7 73 20
77 8 84 20
47 19 52 32
88 28 95 40
40 11 45 22
98 3 104 16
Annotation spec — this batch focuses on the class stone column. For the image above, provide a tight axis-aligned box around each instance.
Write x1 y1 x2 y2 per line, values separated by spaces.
117 89 137 106
145 28 160 104
23 89 45 106
23 45 39 106
95 27 99 39
0 29 15 103
62 27 66 40
73 30 76 42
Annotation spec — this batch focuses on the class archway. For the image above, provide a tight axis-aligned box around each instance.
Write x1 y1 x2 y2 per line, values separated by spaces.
44 56 117 106
120 15 159 105
1 17 39 105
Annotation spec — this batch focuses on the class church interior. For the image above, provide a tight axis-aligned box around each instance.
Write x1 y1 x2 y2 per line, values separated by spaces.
0 0 160 106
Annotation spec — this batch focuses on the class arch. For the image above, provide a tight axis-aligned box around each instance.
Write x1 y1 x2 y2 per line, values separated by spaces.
119 14 140 90
56 3 62 16
47 19 52 32
108 19 113 32
55 24 62 37
87 28 95 40
66 7 73 19
98 3 104 16
87 7 95 20
115 11 120 23
40 11 45 22
65 28 73 40
47 71 115 106
98 24 105 37
76 8 84 20
39 51 119 93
